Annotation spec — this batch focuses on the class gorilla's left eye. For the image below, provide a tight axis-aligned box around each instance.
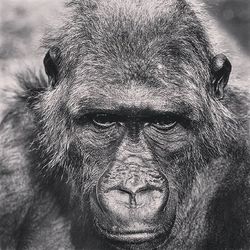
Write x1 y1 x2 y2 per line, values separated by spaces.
151 117 177 130
92 113 117 128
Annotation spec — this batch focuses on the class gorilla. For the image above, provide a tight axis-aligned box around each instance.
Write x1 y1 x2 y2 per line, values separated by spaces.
0 0 249 249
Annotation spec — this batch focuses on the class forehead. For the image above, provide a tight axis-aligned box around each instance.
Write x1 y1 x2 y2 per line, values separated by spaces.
66 75 200 118
64 36 204 117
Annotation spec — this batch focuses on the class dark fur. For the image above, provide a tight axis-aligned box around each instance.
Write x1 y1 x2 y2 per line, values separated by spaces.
0 0 250 249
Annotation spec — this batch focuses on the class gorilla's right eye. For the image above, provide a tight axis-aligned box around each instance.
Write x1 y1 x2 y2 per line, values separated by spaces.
91 113 118 128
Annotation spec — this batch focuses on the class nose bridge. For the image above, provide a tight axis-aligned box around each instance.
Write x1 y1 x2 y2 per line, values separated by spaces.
127 120 141 143
113 136 157 192
116 134 153 164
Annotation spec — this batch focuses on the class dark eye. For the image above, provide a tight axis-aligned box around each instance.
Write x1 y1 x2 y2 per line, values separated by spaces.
151 117 177 131
92 113 117 128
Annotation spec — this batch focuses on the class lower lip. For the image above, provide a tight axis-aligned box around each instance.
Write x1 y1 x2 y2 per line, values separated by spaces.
103 231 160 243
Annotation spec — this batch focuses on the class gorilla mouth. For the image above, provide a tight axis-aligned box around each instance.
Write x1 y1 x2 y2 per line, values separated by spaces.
91 187 173 248
95 221 166 244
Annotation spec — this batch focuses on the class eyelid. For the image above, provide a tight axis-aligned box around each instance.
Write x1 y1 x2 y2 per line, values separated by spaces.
91 114 117 127
151 121 177 130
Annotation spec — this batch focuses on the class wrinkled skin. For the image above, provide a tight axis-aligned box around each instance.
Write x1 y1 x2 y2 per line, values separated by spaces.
0 0 249 249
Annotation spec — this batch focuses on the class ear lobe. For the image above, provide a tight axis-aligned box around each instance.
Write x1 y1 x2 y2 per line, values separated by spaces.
211 54 232 100
43 46 61 87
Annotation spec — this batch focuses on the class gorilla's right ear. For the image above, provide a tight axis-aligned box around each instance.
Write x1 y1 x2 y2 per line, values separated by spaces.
211 54 232 100
43 46 61 87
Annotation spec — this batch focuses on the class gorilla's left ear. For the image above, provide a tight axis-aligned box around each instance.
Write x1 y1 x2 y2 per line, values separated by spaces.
43 46 61 87
211 54 232 100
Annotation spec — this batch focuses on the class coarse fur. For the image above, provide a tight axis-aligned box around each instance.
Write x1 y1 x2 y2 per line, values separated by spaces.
0 0 250 249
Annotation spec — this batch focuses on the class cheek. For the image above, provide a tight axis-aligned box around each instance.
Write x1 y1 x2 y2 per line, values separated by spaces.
69 127 124 173
144 126 191 156
66 141 110 195
143 128 196 189
75 125 124 147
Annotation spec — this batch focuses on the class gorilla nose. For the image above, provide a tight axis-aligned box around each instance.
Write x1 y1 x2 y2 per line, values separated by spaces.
97 174 169 222
116 177 159 208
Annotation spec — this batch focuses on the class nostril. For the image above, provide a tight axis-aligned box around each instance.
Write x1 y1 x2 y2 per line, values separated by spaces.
113 184 155 197
117 186 134 196
112 184 163 204
137 184 160 194
105 184 162 195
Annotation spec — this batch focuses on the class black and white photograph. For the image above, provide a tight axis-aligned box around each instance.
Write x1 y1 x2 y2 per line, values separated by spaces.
0 0 249 249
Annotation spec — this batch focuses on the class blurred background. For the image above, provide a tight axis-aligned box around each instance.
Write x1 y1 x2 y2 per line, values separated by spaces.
205 0 250 53
0 0 249 100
